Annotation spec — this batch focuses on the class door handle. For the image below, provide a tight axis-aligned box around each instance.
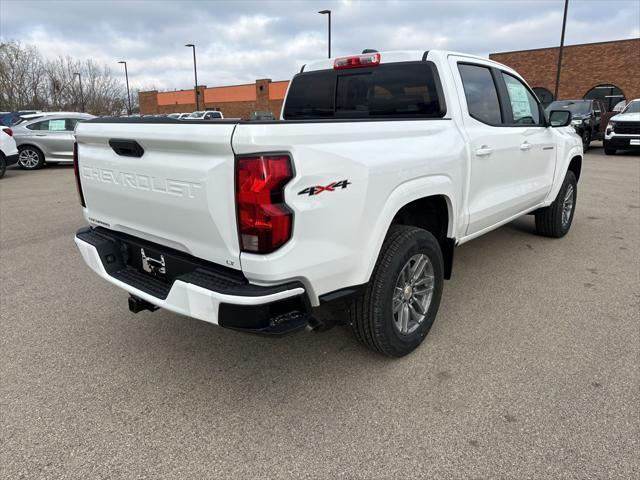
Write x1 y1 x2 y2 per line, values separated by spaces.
520 142 532 151
475 146 493 157
35 134 47 137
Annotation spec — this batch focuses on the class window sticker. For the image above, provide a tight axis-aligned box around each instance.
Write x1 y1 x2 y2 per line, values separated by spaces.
506 81 533 120
48 119 66 131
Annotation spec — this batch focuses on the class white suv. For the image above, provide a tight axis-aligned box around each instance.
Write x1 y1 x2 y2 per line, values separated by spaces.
604 99 640 155
185 110 224 120
0 126 19 178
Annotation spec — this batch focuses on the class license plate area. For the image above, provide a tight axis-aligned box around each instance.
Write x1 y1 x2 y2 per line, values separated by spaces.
138 247 168 280
630 139 640 145
77 227 305 301
125 241 192 284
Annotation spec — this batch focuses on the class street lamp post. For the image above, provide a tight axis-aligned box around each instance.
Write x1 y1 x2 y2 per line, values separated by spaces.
554 0 569 100
118 61 132 115
74 72 85 112
185 44 200 111
318 10 331 58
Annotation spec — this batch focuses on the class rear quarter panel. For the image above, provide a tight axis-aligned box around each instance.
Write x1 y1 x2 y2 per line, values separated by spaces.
233 120 465 303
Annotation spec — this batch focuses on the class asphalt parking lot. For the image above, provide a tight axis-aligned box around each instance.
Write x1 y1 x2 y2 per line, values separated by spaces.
1 146 639 479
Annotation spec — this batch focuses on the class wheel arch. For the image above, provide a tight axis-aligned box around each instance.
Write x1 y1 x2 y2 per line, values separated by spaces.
390 194 455 279
363 177 457 284
18 143 45 157
568 154 582 182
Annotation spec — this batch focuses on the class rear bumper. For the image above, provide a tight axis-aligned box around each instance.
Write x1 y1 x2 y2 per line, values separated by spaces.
4 153 19 166
75 227 310 335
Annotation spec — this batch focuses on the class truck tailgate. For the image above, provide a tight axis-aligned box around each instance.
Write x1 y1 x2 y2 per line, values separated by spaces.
75 121 241 270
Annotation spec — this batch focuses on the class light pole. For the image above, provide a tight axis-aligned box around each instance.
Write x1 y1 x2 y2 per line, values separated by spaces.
318 10 331 58
554 0 569 100
118 61 132 115
185 44 200 111
74 72 85 112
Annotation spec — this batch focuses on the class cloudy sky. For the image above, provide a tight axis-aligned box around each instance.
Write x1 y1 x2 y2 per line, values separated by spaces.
1 0 638 91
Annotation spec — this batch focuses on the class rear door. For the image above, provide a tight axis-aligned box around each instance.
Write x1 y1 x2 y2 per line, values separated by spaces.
75 121 242 269
39 118 74 159
452 59 527 234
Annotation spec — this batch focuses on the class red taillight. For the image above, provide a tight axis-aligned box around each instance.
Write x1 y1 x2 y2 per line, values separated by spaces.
73 142 86 207
2 127 12 136
236 154 293 253
334 52 380 70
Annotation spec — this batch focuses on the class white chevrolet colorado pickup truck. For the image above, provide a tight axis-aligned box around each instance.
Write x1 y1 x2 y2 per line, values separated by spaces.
74 50 582 356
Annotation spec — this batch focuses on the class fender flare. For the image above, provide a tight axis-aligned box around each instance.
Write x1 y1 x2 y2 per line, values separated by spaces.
360 174 456 283
546 145 582 204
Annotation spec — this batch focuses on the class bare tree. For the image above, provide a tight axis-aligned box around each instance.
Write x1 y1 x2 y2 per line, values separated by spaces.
0 41 129 115
0 42 47 110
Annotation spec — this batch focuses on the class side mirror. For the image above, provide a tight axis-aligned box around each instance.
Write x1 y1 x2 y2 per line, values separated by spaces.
549 110 572 127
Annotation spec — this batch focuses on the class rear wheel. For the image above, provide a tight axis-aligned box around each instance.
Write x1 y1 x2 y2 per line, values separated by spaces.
18 146 45 170
535 171 577 238
348 225 444 357
0 154 6 178
581 130 591 150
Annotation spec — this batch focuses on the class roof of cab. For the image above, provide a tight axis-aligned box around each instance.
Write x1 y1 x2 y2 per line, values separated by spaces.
302 49 515 74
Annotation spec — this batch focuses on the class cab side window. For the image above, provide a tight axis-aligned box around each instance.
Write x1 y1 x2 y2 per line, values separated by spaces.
26 120 49 131
458 64 502 125
501 72 541 125
66 118 85 131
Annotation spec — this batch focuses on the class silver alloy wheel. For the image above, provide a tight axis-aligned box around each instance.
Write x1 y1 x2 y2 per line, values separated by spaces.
392 253 434 336
19 149 40 168
562 184 575 227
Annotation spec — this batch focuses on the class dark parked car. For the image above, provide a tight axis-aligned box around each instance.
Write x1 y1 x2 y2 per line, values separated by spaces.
545 99 606 150
0 110 41 127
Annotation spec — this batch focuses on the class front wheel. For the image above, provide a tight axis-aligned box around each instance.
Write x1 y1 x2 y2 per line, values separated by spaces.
348 225 444 357
535 171 577 238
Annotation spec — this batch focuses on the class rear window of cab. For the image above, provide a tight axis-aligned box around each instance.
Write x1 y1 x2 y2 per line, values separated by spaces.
283 62 446 120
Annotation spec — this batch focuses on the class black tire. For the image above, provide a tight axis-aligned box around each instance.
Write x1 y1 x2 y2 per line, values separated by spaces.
18 146 45 170
0 154 6 178
347 225 444 357
535 171 577 238
582 130 591 151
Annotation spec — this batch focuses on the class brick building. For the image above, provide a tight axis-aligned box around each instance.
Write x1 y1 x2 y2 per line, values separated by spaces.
490 38 639 109
141 38 638 117
139 79 290 118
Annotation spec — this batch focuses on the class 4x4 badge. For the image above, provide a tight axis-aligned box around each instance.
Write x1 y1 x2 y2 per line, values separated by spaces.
298 179 351 196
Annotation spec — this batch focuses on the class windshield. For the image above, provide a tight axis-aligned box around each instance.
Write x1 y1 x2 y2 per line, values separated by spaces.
188 111 204 118
545 100 591 116
622 100 640 114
